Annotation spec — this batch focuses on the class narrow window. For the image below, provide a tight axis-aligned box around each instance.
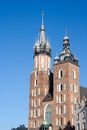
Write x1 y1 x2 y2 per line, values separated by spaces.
64 94 66 102
31 110 33 118
64 117 66 125
34 79 37 87
61 106 63 114
59 70 63 78
64 105 66 113
73 70 76 79
35 70 38 77
60 84 63 91
38 109 40 117
61 94 63 102
56 118 58 126
61 118 63 125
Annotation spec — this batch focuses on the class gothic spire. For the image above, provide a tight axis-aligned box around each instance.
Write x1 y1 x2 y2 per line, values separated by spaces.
33 12 51 57
40 11 45 44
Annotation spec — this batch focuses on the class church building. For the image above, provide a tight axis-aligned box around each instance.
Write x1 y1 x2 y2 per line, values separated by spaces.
28 13 80 130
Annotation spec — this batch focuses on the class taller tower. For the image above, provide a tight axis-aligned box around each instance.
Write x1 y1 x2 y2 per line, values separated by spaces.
28 13 80 130
28 13 53 130
53 36 80 129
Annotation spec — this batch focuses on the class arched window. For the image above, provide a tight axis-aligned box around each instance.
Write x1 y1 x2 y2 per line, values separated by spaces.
59 83 63 92
59 70 63 78
45 104 52 124
61 118 63 125
61 106 63 114
73 70 76 79
60 84 63 91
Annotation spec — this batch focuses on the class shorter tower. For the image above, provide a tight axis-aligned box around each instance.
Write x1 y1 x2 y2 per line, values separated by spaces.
53 36 80 129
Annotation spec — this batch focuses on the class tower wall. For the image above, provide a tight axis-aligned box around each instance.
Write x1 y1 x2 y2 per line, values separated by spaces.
53 62 80 129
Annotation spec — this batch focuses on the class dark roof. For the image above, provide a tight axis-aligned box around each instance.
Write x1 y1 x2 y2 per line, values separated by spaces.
43 93 53 102
80 86 87 100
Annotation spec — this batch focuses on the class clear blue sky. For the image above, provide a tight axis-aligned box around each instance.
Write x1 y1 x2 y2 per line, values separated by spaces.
0 0 87 130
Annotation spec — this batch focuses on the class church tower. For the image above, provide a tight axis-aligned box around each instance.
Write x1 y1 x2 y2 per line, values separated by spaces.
53 36 80 129
28 13 53 130
28 13 80 130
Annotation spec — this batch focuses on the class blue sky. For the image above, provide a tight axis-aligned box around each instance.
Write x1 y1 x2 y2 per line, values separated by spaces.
0 0 87 130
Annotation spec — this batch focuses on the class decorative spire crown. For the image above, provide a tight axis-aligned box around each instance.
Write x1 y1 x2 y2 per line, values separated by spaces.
54 34 78 66
33 12 51 57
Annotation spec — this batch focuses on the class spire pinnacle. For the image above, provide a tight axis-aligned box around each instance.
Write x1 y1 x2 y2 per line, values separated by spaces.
41 11 45 30
42 11 44 26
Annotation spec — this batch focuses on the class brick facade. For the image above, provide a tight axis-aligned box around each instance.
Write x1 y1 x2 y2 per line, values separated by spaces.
28 14 80 130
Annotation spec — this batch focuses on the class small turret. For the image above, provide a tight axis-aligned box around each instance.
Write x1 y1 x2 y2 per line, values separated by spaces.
54 34 78 66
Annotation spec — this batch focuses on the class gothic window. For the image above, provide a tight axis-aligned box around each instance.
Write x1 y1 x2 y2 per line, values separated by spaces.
64 117 66 125
73 70 76 79
31 110 33 118
34 79 37 87
34 89 36 97
64 105 66 113
59 70 63 78
61 106 63 114
61 94 63 102
41 55 44 68
56 118 58 126
59 83 63 92
34 99 36 107
60 84 63 91
45 88 47 95
35 70 38 77
38 109 40 117
59 106 63 115
34 109 38 118
59 94 63 103
64 94 66 102
71 84 77 92
45 104 52 124
34 120 39 128
60 118 63 125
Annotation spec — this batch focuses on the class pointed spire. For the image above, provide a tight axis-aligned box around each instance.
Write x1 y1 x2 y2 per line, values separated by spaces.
40 11 45 44
41 11 44 29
